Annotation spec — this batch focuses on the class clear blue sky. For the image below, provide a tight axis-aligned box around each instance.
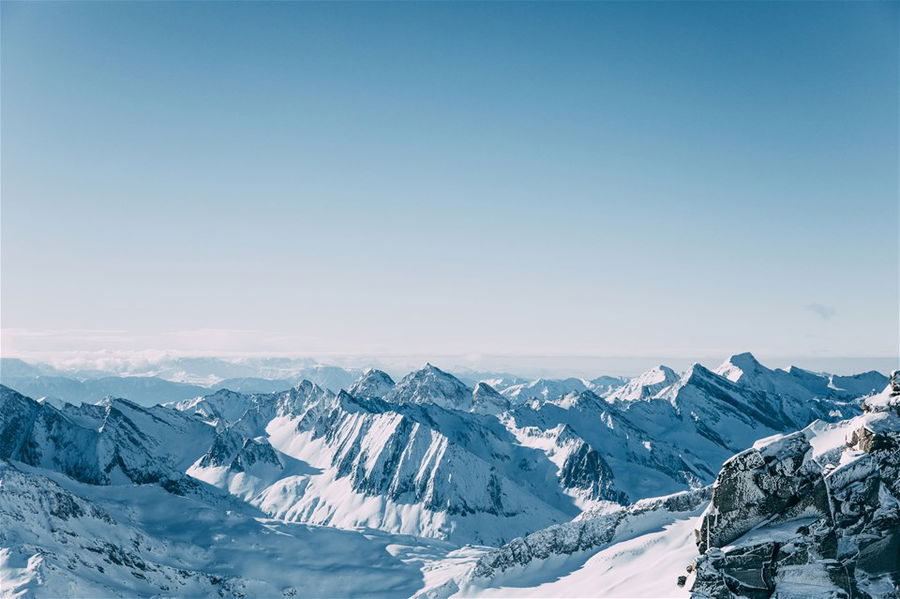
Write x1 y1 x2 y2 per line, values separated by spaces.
2 1 898 363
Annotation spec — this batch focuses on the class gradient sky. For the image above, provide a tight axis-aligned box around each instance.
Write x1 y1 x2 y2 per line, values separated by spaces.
2 1 898 364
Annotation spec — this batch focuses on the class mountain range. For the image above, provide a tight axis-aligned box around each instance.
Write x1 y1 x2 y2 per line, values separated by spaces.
0 354 894 598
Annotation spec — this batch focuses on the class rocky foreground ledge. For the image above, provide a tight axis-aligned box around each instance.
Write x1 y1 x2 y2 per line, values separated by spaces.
691 371 900 599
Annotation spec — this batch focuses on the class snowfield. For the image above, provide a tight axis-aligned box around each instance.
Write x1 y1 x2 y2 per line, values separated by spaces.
453 515 698 598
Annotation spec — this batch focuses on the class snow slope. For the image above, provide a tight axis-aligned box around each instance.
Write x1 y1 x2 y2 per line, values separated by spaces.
500 378 590 403
0 460 427 599
189 389 576 545
606 365 679 402
418 489 709 599
454 516 698 598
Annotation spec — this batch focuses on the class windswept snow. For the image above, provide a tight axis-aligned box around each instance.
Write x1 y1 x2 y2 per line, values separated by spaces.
451 515 697 598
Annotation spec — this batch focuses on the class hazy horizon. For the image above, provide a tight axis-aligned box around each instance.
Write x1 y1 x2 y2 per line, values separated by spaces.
3 349 896 380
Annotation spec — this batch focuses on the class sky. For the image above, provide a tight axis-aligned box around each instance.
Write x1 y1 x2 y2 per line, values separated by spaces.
2 1 898 370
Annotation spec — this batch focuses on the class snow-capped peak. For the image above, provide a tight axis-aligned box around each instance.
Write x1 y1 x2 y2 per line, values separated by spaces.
606 365 679 401
471 382 510 414
348 368 395 399
588 375 628 396
384 364 474 411
714 351 768 383
277 380 332 416
711 352 854 405
500 377 589 403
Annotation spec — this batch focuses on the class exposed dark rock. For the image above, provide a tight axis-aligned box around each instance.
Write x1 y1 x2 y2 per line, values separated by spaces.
691 372 900 599
558 439 628 504
695 431 828 554
1 385 215 489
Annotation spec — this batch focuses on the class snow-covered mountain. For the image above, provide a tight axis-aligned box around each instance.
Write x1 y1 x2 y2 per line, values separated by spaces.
0 357 893 598
384 364 476 411
348 368 396 399
0 386 215 486
497 375 629 403
715 351 885 403
500 378 590 402
418 373 900 599
472 382 511 415
420 488 711 599
188 384 576 545
495 356 871 509
587 375 630 396
502 389 705 506
174 358 876 542
605 364 679 401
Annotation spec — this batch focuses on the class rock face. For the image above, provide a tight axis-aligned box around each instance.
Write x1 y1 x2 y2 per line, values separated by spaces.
0 385 215 486
694 431 828 554
557 436 627 504
691 374 900 599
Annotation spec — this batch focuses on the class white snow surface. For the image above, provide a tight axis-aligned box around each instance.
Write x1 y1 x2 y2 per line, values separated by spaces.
606 365 679 402
452 515 697 598
0 460 429 599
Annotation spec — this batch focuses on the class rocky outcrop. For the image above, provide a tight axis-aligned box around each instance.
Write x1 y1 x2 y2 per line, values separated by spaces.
694 431 828 554
196 429 282 474
557 435 628 504
231 437 282 472
691 373 900 599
